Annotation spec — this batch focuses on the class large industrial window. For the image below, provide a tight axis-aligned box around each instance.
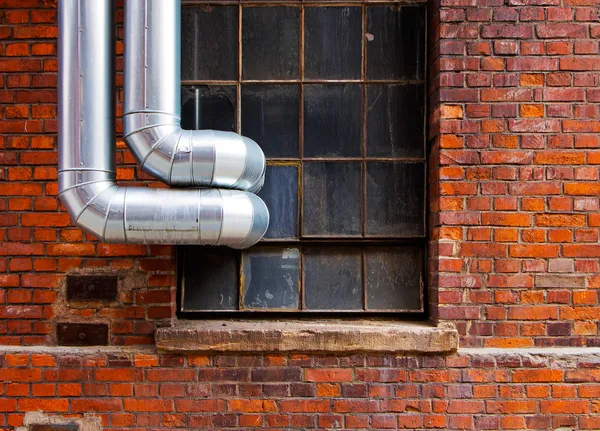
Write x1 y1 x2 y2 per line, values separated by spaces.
178 0 427 315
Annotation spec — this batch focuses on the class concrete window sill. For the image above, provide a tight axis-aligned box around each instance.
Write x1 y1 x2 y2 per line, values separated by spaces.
155 320 458 354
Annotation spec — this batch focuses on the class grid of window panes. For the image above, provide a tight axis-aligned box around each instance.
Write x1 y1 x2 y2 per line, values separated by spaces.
179 1 426 314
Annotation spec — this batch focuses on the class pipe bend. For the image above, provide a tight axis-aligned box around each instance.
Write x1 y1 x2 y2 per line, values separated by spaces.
124 119 266 192
59 179 269 246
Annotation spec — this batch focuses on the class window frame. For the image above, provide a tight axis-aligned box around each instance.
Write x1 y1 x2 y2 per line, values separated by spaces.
177 0 429 317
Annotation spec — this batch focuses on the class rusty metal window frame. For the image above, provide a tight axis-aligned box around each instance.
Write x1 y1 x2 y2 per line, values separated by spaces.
178 0 428 316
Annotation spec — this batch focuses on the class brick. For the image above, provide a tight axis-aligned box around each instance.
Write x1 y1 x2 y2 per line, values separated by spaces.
535 275 586 288
482 213 531 227
482 24 533 38
513 370 563 382
535 151 586 165
510 245 560 258
541 400 589 414
134 354 159 367
302 368 352 382
481 88 532 102
146 369 195 382
565 182 600 195
279 399 330 412
252 367 302 382
5 354 29 367
508 57 559 71
72 399 122 412
509 119 562 133
520 73 544 86
564 245 600 257
486 400 538 413
18 398 68 412
535 214 586 227
31 354 55 367
94 369 135 382
564 120 600 133
561 57 600 71
508 306 559 320
175 399 225 412
57 383 82 397
123 399 174 412
197 368 249 381
333 399 379 413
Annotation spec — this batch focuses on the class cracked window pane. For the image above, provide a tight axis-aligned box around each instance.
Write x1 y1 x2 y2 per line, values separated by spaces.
181 86 236 132
242 248 300 309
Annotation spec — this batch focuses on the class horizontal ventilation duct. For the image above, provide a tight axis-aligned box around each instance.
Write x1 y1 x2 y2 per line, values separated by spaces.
58 0 269 248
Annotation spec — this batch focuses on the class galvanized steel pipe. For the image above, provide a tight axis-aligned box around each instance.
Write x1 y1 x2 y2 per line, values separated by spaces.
123 0 265 192
58 0 269 248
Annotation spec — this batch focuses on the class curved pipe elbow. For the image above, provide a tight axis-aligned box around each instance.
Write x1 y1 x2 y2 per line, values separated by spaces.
58 173 269 247
58 170 117 241
124 117 266 193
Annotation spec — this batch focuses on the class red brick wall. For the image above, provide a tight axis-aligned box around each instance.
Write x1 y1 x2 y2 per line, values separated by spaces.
429 0 600 347
1 0 600 429
0 0 176 347
1 349 600 429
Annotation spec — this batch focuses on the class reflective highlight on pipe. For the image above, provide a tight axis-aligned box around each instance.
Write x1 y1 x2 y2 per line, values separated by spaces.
58 0 269 248
123 0 265 192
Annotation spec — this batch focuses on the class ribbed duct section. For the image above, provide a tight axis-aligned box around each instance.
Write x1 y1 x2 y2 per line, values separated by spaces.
58 0 269 248
123 0 265 192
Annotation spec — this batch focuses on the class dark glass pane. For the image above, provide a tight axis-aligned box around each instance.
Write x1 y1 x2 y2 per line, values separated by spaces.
366 6 426 80
304 248 363 310
366 84 425 158
303 85 362 157
258 165 299 239
303 162 362 236
242 7 300 79
181 86 236 132
366 247 422 310
241 85 299 158
304 7 362 79
366 162 425 236
182 6 237 81
242 248 300 309
182 247 239 311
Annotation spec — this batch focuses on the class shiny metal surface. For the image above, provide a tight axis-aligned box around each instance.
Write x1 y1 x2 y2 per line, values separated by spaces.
58 0 269 247
123 0 266 192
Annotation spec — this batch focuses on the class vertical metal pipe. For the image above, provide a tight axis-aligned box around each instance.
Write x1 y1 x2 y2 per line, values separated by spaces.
194 88 202 130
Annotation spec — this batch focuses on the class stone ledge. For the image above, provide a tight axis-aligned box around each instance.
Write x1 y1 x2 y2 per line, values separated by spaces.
155 320 459 354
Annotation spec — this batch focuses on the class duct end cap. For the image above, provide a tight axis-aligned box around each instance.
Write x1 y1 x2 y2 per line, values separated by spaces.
231 194 270 249
240 135 267 194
